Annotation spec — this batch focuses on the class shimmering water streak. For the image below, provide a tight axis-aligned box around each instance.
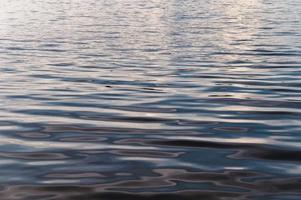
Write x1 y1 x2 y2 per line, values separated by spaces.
0 0 300 199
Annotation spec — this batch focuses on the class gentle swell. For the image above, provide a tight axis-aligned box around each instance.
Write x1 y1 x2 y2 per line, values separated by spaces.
0 0 300 199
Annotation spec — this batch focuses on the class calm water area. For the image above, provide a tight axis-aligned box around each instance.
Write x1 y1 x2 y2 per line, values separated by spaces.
0 0 300 199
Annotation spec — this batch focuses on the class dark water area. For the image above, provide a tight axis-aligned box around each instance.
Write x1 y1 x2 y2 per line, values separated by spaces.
0 0 301 199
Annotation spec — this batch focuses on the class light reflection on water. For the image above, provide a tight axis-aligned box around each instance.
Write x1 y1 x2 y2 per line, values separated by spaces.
0 0 301 199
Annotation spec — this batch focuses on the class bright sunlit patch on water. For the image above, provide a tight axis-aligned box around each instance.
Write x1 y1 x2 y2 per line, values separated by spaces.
0 135 158 150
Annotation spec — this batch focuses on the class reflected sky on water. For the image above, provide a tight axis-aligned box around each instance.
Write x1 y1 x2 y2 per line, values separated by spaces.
0 0 300 199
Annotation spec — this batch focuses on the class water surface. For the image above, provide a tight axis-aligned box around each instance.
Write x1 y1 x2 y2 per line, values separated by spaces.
0 0 301 199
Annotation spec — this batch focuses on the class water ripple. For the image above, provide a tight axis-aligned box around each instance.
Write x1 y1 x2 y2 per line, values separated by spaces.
0 0 301 199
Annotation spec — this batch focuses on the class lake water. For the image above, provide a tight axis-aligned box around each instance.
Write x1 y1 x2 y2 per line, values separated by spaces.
0 0 300 199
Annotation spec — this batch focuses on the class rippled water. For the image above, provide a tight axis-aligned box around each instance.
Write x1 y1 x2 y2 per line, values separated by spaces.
0 0 301 199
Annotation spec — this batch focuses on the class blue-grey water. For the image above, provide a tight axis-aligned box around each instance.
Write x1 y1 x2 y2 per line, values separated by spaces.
0 0 301 199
